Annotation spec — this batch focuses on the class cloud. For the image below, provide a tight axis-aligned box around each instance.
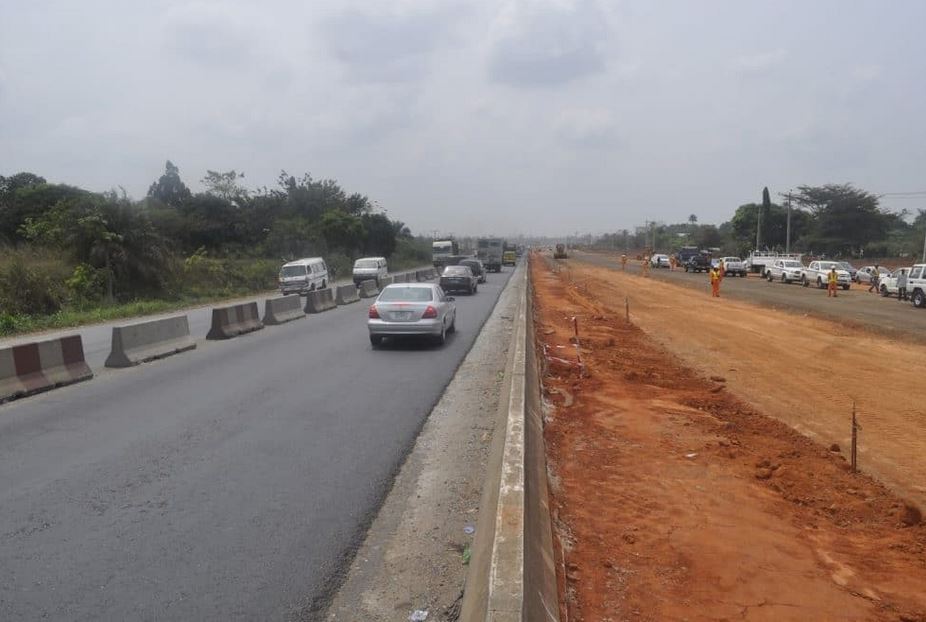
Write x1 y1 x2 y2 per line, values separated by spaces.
732 49 787 74
323 6 464 83
163 3 256 68
554 107 619 148
488 0 609 87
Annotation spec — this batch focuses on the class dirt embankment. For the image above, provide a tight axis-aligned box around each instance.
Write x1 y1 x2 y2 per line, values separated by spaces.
532 255 926 622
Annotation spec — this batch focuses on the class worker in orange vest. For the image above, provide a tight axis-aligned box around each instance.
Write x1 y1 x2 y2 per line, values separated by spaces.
827 266 839 298
641 256 650 277
717 259 725 280
620 254 628 271
710 266 721 297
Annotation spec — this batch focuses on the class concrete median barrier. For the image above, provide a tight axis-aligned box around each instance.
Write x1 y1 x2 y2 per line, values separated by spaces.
304 287 336 314
335 284 360 306
359 280 380 298
206 302 263 340
105 316 196 368
461 269 559 621
262 295 305 325
1 335 93 403
380 275 394 287
416 270 428 282
392 273 406 283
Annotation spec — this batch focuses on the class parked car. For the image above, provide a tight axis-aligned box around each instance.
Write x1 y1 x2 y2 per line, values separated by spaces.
837 262 858 281
801 261 851 290
907 264 926 308
279 257 329 295
649 253 670 268
766 259 805 284
439 265 478 294
459 258 487 283
352 256 388 287
719 256 747 277
367 283 456 347
878 267 910 297
856 265 892 284
684 252 712 273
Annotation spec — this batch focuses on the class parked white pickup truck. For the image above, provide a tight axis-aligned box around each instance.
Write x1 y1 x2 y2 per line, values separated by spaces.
718 256 747 277
766 259 805 284
801 261 851 290
908 264 926 308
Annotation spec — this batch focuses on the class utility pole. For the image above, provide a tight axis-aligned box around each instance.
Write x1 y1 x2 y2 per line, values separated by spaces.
786 190 792 254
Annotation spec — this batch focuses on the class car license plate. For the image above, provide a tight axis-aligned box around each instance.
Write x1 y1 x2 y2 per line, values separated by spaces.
393 311 413 320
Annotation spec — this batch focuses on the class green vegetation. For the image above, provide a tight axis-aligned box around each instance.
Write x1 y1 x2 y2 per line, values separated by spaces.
597 183 926 259
0 164 432 337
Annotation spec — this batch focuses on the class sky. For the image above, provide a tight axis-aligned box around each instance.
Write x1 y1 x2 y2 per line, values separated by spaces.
2 0 926 237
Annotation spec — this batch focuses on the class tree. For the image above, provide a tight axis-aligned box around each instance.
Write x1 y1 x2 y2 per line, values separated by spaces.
688 214 697 224
147 161 192 207
319 210 364 254
362 213 398 257
202 170 248 205
791 184 889 255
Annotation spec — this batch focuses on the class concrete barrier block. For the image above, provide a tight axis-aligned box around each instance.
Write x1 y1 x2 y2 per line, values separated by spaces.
359 280 380 298
206 302 264 340
105 316 196 368
262 295 305 325
335 284 360 306
304 288 336 314
0 335 93 404
380 275 394 287
416 270 427 282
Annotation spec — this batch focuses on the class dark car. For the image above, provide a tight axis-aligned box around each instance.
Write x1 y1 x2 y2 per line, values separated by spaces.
440 265 478 294
684 252 712 273
459 258 486 283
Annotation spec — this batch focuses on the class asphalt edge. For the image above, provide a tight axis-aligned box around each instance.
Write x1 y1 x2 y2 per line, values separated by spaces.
461 258 560 621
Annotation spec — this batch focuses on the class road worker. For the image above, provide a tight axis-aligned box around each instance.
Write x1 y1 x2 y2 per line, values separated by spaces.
710 266 721 297
620 254 628 271
827 266 839 297
669 255 676 271
641 256 650 277
867 264 881 293
717 259 725 280
897 268 909 301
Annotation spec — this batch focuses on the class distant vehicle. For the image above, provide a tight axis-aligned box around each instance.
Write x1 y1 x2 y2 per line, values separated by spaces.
718 256 747 277
744 251 803 276
476 238 504 272
432 239 459 269
801 261 851 290
352 257 388 287
907 264 926 308
502 250 517 266
766 259 805 284
879 267 910 297
649 253 670 268
684 252 712 273
279 257 329 295
837 262 858 281
459 258 486 283
440 265 478 294
856 265 892 284
554 244 568 259
675 246 700 265
368 283 456 347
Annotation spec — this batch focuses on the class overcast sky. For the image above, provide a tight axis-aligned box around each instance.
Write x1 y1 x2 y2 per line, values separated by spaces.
2 1 925 236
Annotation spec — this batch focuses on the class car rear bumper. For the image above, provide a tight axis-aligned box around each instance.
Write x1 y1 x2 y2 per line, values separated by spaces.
368 319 443 336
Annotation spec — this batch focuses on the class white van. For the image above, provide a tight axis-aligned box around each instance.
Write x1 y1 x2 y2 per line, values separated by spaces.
352 257 388 286
279 257 329 295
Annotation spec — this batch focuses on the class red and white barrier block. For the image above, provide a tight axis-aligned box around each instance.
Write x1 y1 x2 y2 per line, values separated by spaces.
0 335 93 404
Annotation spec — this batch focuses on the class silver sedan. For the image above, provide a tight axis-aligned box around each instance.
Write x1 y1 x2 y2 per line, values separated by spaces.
367 283 457 347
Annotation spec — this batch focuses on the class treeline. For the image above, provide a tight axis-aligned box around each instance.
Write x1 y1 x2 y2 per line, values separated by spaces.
598 184 926 258
0 162 429 320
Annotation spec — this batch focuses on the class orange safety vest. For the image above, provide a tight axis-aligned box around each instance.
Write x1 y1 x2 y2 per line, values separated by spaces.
710 269 720 283
828 271 838 285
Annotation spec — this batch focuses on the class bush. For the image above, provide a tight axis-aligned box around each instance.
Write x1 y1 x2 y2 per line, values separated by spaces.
0 260 63 315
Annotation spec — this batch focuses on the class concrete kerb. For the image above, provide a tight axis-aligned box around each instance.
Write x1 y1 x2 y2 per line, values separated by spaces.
335 284 361 306
206 302 264 340
263 295 306 325
304 288 337 314
359 280 380 299
105 315 196 368
460 266 559 621
0 335 93 404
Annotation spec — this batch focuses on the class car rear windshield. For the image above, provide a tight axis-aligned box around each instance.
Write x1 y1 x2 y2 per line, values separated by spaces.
281 265 307 277
443 266 469 276
783 261 802 268
354 260 378 269
379 287 433 302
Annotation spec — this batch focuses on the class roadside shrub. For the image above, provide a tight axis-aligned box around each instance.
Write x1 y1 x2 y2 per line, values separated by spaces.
65 263 107 305
0 260 63 315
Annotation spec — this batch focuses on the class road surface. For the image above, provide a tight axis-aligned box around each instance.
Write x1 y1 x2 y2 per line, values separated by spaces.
0 266 516 621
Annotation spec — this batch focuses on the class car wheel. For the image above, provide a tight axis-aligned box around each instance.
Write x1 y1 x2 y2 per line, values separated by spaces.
842 284 849 291
448 314 456 333
880 285 888 297
780 274 786 283
473 284 478 293
802 277 808 287
434 324 447 346
913 290 926 308
817 278 824 289
370 335 383 348
321 279 327 289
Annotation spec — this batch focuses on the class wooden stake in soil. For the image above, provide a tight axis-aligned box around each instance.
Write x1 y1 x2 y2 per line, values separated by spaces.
625 296 630 322
851 401 858 473
572 316 582 368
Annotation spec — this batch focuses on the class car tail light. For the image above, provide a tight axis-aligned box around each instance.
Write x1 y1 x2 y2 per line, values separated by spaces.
368 305 380 319
422 305 438 319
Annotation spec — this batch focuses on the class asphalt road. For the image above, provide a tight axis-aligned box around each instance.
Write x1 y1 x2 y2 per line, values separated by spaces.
0 267 430 370
577 251 926 341
0 265 516 621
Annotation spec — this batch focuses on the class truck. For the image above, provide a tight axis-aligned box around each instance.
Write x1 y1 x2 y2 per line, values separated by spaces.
800 260 851 290
765 258 805 284
502 242 517 266
908 264 926 307
432 239 459 270
674 246 700 266
554 243 567 259
744 251 803 276
683 251 712 273
476 238 504 273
